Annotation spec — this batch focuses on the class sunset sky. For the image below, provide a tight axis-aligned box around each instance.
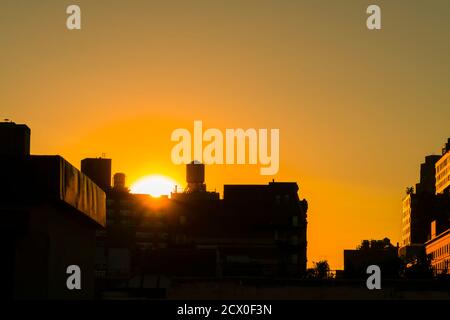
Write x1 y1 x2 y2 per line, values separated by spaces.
2 0 450 269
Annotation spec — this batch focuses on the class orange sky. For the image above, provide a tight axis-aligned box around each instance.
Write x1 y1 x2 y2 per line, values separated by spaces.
2 0 450 269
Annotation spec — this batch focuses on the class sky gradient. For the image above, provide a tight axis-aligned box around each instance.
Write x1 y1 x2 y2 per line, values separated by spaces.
2 0 450 268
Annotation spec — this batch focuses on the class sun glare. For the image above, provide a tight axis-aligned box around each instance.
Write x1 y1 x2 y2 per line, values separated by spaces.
130 175 178 197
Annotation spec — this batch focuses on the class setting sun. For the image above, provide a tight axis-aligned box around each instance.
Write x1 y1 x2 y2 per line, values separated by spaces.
130 175 179 197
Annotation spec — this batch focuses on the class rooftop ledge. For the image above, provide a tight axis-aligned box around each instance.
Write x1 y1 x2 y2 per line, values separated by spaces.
0 155 106 227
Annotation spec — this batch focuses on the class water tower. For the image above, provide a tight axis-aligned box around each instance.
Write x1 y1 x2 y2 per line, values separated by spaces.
185 160 206 193
113 172 126 189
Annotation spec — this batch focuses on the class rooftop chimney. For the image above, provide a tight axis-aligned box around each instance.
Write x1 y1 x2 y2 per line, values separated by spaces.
0 122 31 157
81 158 112 192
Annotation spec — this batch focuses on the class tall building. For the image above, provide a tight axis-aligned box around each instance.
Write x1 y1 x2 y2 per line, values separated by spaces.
427 138 450 274
400 155 441 260
401 193 435 248
416 155 441 194
401 138 450 271
436 138 450 195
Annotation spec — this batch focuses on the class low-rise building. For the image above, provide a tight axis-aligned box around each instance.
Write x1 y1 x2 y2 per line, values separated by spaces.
344 238 400 278
0 122 106 300
425 221 450 275
87 159 309 298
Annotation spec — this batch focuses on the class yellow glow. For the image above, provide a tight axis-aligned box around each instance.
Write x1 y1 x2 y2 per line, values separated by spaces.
130 175 179 197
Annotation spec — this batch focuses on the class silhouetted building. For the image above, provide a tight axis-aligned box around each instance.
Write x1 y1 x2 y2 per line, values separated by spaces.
0 121 30 157
81 157 112 192
416 155 441 194
399 139 450 268
400 193 450 262
400 193 435 260
344 238 400 278
221 182 308 276
401 155 440 251
436 138 450 194
400 147 450 265
168 181 308 278
426 139 450 274
95 172 171 296
169 171 308 278
96 161 308 298
0 123 105 299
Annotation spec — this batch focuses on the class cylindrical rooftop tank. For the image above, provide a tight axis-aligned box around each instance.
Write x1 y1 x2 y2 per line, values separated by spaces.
186 161 205 184
113 172 126 189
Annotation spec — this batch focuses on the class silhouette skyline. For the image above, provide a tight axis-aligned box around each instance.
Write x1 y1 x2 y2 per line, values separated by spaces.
2 121 450 299
3 1 450 271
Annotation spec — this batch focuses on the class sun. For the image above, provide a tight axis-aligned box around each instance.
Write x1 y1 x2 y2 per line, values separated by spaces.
130 175 179 197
